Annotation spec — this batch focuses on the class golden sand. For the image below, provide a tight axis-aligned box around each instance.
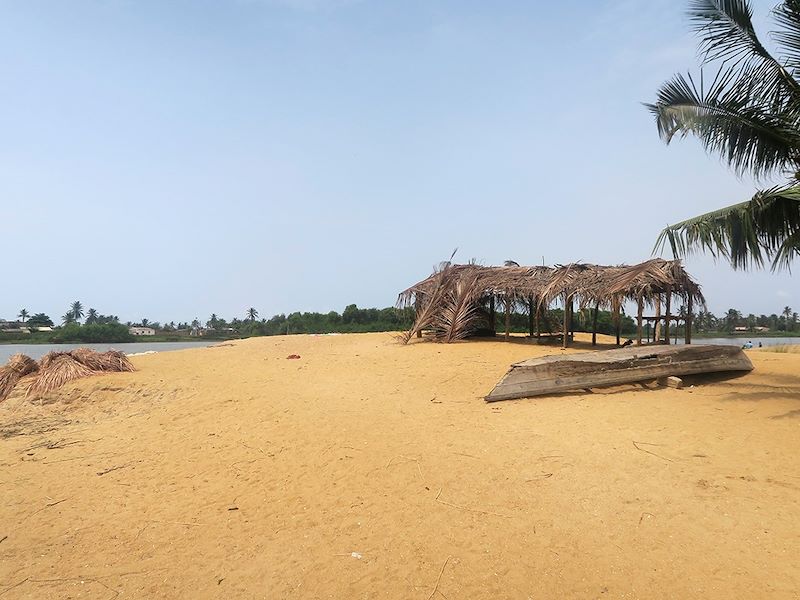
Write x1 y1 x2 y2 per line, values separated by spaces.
2 332 800 599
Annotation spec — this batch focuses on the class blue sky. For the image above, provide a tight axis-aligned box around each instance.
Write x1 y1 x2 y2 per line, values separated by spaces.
2 0 797 323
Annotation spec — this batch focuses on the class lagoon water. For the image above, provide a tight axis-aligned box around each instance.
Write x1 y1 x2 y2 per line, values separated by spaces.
0 341 215 364
675 337 800 347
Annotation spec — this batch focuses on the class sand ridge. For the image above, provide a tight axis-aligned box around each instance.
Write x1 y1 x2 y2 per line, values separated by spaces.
1 332 800 599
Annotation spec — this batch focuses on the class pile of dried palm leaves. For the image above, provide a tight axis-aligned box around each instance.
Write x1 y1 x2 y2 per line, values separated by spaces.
0 348 136 403
0 354 39 401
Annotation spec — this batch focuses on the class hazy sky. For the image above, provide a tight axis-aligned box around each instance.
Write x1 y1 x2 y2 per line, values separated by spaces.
2 0 797 324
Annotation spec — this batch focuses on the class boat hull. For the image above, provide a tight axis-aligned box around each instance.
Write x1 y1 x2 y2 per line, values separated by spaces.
485 344 753 402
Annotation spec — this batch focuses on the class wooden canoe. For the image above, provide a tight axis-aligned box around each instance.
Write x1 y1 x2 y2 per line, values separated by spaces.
485 344 753 402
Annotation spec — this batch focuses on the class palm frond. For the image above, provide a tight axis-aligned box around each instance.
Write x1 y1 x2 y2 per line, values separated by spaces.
655 185 800 270
434 275 483 342
647 71 800 176
689 0 800 101
773 0 800 76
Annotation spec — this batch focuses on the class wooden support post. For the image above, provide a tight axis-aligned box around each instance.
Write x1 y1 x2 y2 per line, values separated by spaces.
534 297 540 337
636 297 643 346
591 301 599 346
504 296 511 340
569 298 575 338
415 296 423 338
613 298 621 346
562 294 569 349
528 296 534 337
654 295 662 343
686 295 693 345
664 291 671 345
489 296 496 334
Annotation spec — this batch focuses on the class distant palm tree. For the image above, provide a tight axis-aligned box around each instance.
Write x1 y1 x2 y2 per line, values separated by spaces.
85 308 98 325
650 0 800 270
70 301 84 322
725 308 742 332
247 307 258 321
784 306 793 330
141 318 150 327
62 312 76 325
17 309 28 323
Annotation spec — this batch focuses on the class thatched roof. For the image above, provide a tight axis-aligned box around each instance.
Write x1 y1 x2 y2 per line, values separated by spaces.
397 258 704 343
400 259 704 310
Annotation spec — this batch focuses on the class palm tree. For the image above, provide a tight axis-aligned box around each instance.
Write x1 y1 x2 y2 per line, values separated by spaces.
70 300 84 322
725 308 742 332
62 312 76 325
247 307 258 321
784 305 793 330
85 308 98 325
649 0 800 270
17 309 28 323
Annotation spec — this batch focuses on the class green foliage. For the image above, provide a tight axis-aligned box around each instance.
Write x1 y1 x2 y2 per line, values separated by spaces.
237 305 416 336
27 313 53 327
50 323 135 343
649 0 800 269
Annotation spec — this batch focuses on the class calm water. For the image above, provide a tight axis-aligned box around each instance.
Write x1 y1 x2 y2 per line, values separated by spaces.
676 337 800 347
0 341 215 364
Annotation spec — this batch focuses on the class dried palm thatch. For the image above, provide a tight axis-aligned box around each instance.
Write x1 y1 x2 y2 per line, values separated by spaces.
69 348 135 372
27 353 93 398
433 273 483 342
399 258 705 343
0 354 39 402
97 350 135 372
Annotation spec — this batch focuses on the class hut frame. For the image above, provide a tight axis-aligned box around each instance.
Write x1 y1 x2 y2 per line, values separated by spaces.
398 259 705 347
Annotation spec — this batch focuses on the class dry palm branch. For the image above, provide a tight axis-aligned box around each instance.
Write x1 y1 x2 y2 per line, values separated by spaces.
433 274 483 342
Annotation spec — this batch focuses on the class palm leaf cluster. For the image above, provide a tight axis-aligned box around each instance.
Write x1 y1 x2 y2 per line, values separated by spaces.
648 0 800 269
398 259 705 343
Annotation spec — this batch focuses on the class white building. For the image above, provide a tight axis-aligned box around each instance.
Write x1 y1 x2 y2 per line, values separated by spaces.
129 326 156 336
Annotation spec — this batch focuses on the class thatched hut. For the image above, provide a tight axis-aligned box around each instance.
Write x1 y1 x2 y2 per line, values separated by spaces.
398 258 705 347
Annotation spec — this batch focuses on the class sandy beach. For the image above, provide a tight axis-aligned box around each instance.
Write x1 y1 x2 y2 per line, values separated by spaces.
2 332 800 599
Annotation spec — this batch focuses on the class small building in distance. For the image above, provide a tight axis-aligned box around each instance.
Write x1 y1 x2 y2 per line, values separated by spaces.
129 326 156 336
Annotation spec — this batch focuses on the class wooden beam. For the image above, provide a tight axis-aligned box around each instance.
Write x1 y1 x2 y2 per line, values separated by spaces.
636 297 643 346
664 290 671 345
591 301 599 346
534 297 540 337
613 298 620 346
504 296 511 340
686 295 693 345
489 296 496 334
528 296 534 337
562 294 569 349
415 296 423 338
658 376 684 389
654 295 662 343
569 298 575 337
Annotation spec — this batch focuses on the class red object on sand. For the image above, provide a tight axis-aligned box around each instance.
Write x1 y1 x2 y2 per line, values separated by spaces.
287 354 301 360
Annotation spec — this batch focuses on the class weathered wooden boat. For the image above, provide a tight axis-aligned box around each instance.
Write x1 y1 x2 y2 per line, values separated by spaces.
485 344 753 402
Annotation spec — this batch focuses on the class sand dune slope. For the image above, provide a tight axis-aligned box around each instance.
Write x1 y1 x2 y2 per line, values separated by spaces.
2 333 800 599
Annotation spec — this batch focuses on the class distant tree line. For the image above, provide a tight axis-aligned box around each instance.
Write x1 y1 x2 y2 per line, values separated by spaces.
694 306 797 334
7 301 797 344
